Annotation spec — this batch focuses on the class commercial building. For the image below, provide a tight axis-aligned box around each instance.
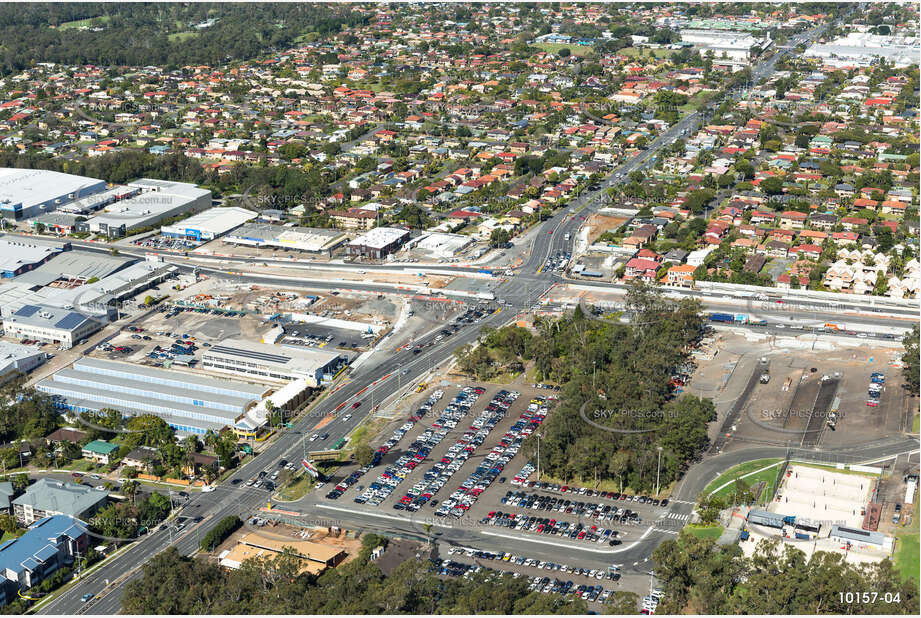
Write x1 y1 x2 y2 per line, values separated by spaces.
224 223 348 255
201 339 344 387
160 206 257 243
410 232 474 258
0 341 46 385
11 479 108 526
346 227 411 259
2 304 102 349
84 179 211 237
804 33 920 68
0 255 176 320
0 515 88 603
219 531 345 575
0 168 106 220
36 357 271 436
679 29 769 63
0 235 68 278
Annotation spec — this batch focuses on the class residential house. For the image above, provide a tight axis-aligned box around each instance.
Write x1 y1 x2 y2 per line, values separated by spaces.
11 479 108 526
81 440 118 465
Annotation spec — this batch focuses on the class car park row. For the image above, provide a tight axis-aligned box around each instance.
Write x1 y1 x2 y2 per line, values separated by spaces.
324 391 446 500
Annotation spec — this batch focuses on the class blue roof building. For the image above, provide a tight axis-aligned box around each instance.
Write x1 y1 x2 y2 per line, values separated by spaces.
0 516 88 602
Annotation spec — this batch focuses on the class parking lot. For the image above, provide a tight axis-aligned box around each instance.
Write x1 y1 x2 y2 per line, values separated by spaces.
322 382 683 543
132 234 200 251
434 546 625 608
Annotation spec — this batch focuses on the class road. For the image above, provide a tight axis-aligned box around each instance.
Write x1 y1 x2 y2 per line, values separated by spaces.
35 13 891 614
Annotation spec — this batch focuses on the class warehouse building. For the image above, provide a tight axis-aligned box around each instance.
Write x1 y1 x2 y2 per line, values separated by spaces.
0 515 88 603
0 257 175 320
0 341 47 385
828 525 892 552
804 34 920 67
679 29 769 62
160 206 257 243
224 223 348 255
84 179 211 237
0 168 107 220
36 357 271 436
201 339 345 387
11 479 108 526
2 304 102 349
410 232 474 258
346 227 411 259
0 236 68 278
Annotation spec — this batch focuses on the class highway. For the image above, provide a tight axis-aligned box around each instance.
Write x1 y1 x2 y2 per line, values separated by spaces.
33 13 901 614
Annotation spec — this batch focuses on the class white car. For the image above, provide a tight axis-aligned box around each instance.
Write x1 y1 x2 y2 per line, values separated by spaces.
309 433 319 441
201 485 215 493
342 414 352 422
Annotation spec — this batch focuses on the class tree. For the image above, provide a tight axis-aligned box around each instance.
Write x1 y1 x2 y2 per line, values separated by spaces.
759 176 784 195
353 444 375 467
489 227 511 247
557 47 571 58
902 325 919 394
143 295 155 306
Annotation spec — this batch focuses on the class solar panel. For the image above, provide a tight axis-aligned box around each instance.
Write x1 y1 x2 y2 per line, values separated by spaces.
839 526 870 537
208 345 290 365
14 304 40 317
54 312 88 330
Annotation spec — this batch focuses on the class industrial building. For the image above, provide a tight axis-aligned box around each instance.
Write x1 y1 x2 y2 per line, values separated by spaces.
160 206 257 243
0 253 176 320
346 227 411 259
0 515 88 604
84 179 212 237
828 525 892 552
410 232 474 258
0 235 68 278
0 168 107 220
201 339 345 387
36 357 271 436
2 304 102 349
805 33 920 68
679 29 770 63
11 479 108 526
224 223 348 255
0 341 47 384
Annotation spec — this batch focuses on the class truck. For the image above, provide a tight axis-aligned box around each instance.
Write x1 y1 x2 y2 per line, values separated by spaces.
564 233 571 241
708 312 735 323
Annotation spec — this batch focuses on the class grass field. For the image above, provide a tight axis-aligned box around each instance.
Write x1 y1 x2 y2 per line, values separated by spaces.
912 413 919 433
620 46 678 59
679 91 712 113
168 31 198 43
531 42 595 57
57 15 110 30
703 458 783 499
276 474 315 502
685 524 724 541
894 530 919 584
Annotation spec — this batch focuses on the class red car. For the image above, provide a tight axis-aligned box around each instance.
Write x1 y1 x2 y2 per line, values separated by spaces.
351 401 362 409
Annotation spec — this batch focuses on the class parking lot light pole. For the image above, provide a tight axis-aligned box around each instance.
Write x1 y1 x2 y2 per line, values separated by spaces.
655 447 662 497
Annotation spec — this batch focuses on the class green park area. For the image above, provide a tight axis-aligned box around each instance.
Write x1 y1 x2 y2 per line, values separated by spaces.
703 458 783 500
531 42 595 57
684 524 724 541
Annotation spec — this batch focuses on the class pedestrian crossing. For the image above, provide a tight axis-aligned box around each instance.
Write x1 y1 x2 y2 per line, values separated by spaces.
663 512 690 521
653 528 679 535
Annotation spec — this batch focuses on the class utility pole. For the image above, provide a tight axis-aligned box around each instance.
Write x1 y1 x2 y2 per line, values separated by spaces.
655 446 663 497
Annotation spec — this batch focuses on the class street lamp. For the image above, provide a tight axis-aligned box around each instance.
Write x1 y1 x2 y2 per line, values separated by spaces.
655 447 663 498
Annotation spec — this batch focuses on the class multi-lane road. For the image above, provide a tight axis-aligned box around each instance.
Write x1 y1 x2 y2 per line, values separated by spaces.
33 14 910 614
